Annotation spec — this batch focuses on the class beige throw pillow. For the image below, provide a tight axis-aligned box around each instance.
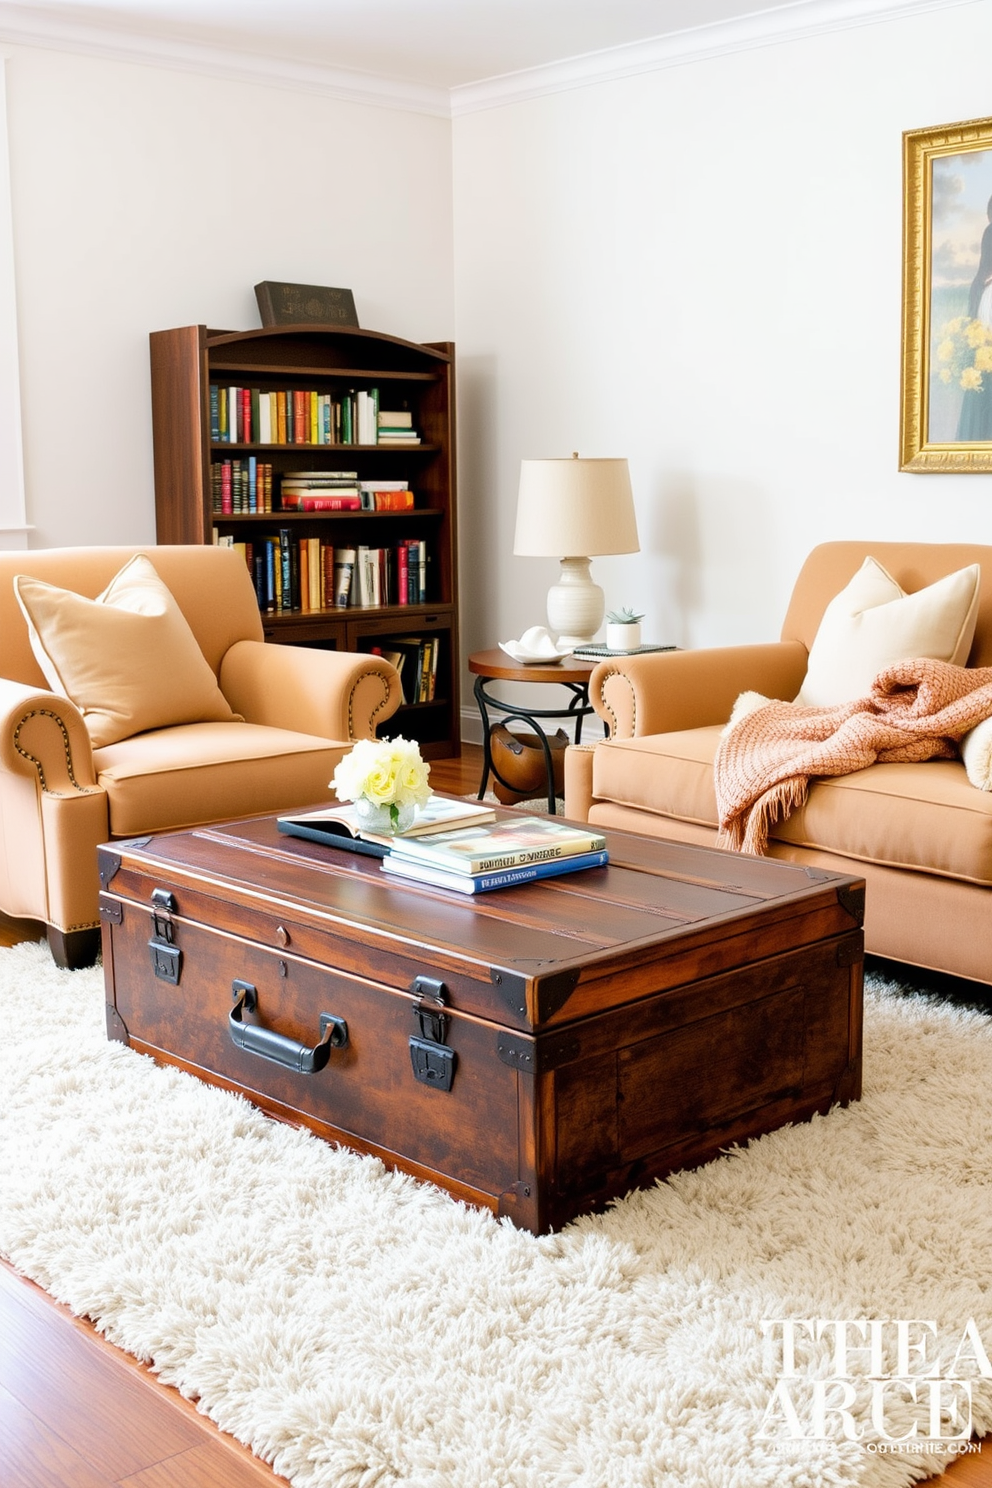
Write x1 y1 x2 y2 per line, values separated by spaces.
796 556 981 707
14 554 241 747
961 716 992 790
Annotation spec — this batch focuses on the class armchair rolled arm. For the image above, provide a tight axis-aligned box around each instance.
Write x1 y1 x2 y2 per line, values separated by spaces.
0 678 99 792
591 641 809 739
220 641 403 741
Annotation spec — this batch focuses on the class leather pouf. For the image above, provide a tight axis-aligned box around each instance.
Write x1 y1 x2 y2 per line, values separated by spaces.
489 725 568 805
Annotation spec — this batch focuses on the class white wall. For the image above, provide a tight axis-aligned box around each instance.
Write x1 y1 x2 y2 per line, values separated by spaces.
452 2 992 715
3 45 454 548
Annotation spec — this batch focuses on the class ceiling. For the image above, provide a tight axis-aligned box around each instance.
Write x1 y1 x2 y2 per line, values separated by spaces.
0 0 822 90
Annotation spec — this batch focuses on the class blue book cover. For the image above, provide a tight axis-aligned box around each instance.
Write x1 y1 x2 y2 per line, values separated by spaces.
380 848 609 894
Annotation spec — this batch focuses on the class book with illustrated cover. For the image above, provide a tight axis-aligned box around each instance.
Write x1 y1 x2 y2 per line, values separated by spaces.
277 796 497 858
381 848 609 894
385 816 607 876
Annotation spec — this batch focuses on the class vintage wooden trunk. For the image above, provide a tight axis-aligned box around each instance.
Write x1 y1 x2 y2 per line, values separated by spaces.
99 812 865 1233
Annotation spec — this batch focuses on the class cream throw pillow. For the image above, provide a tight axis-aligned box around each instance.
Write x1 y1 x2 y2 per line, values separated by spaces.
14 554 241 747
961 716 992 790
796 556 981 707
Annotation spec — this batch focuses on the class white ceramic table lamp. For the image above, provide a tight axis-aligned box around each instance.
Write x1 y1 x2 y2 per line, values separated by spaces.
513 453 640 647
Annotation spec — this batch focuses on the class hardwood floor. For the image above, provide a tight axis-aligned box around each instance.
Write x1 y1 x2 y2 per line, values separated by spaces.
1 744 987 1487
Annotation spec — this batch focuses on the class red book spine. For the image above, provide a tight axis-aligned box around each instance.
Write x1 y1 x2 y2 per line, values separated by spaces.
397 542 409 604
220 460 232 514
299 495 361 511
241 387 251 444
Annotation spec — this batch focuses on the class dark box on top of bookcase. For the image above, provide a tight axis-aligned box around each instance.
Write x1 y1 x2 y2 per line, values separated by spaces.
99 808 864 1234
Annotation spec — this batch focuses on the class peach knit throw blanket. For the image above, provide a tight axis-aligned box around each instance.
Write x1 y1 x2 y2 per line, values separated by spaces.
715 657 992 856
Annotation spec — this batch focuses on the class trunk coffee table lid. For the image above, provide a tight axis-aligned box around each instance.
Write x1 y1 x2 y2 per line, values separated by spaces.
99 808 865 1033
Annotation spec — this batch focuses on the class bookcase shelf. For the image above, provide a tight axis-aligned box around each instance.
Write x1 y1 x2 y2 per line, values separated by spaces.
149 322 460 758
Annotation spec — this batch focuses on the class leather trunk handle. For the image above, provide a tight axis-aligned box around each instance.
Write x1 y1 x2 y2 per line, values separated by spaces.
229 980 348 1074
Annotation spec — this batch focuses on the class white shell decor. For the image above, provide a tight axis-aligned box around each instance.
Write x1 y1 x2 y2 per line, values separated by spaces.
498 625 574 665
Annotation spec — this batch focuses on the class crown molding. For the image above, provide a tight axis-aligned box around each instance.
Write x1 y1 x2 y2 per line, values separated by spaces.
0 0 981 121
0 5 451 117
450 0 984 116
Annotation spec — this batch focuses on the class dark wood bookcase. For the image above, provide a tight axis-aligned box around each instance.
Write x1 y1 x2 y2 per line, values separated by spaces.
149 324 459 757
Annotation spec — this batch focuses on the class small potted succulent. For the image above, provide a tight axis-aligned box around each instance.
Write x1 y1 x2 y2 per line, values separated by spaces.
605 606 644 652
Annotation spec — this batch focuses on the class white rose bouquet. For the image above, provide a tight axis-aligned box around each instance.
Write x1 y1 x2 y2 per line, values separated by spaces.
331 736 432 833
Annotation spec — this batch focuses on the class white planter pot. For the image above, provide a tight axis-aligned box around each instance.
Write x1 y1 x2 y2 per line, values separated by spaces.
606 622 641 652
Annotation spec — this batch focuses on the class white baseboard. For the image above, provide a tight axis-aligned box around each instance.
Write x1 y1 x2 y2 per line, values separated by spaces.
460 707 484 746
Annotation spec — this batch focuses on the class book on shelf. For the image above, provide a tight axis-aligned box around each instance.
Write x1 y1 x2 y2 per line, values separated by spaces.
280 470 361 511
366 644 406 681
280 493 362 511
380 847 609 895
569 643 678 659
393 539 426 604
384 816 608 876
359 481 414 511
240 533 428 615
296 537 327 611
282 470 359 484
376 409 419 442
374 635 437 702
276 796 496 859
212 459 273 514
333 547 356 608
210 384 400 447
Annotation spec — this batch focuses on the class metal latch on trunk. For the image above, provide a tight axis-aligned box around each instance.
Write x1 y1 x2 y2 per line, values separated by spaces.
148 888 182 985
409 975 455 1092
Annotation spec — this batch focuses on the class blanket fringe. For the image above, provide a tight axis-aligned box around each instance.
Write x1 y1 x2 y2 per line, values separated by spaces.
727 777 809 857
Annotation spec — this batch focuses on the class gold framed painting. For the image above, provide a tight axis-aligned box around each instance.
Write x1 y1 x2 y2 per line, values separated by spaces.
901 114 992 471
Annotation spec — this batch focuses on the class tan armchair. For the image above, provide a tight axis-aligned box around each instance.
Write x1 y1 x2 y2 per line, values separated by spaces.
0 545 402 968
565 542 992 985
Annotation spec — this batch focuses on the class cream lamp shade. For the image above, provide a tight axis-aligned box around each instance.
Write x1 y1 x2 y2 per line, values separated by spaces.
513 454 639 647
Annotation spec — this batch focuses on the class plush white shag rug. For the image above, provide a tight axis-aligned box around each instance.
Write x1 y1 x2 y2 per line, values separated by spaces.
2 940 991 1488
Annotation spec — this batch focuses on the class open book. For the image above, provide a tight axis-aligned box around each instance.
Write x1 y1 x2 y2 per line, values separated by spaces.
277 795 496 858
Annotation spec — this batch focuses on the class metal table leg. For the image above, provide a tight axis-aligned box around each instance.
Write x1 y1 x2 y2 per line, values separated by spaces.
472 676 595 814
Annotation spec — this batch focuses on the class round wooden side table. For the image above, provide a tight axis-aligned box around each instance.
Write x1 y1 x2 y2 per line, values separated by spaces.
467 648 601 813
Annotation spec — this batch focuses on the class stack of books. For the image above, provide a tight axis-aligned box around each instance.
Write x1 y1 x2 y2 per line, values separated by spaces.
279 471 361 510
377 409 421 444
380 816 608 894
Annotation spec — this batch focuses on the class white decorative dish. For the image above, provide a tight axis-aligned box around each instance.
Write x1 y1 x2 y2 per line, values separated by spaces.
499 626 573 665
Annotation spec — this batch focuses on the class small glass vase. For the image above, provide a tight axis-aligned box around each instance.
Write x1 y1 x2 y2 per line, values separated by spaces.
354 796 416 836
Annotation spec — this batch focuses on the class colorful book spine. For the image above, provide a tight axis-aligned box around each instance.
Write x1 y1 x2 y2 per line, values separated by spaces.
334 548 356 607
210 385 392 446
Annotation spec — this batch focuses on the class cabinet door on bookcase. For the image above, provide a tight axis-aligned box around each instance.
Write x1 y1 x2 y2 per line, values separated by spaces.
149 324 460 755
261 617 347 650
